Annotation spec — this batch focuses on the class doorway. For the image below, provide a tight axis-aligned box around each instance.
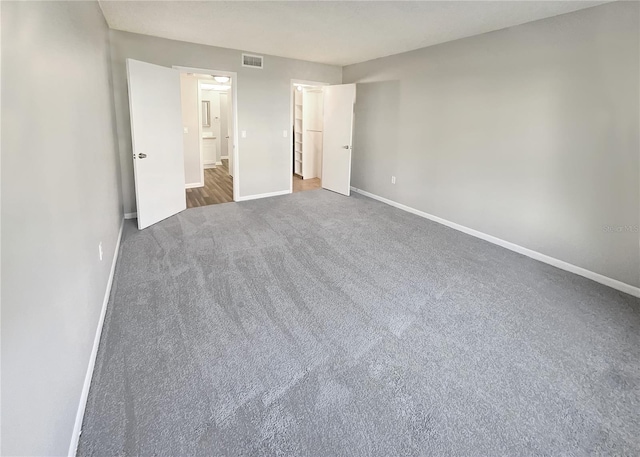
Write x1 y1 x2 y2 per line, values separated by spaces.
176 67 238 208
291 80 328 193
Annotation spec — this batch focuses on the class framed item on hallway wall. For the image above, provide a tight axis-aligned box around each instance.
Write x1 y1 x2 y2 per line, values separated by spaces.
202 100 210 127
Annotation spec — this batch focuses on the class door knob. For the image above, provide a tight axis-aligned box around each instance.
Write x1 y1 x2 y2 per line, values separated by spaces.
342 145 350 149
138 153 147 159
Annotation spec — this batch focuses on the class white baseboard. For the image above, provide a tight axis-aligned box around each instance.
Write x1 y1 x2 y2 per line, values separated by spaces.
350 186 640 298
215 161 223 166
124 212 137 220
235 189 291 202
204 163 217 169
221 155 229 160
185 182 203 189
68 218 124 456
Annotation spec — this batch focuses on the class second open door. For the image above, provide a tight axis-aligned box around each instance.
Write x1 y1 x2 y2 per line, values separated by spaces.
322 84 356 196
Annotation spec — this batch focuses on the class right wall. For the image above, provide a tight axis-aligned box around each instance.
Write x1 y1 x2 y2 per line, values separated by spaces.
343 2 639 289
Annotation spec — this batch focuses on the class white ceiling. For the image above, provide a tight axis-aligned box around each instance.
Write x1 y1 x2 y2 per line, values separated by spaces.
99 1 609 67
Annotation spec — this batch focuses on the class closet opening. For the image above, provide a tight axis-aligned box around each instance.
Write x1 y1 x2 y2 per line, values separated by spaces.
291 80 328 193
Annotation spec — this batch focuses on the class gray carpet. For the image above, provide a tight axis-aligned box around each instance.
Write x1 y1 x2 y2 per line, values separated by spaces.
78 189 640 456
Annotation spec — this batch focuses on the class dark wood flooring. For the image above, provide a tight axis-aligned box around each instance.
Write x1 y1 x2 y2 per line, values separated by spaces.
293 175 321 193
186 159 233 208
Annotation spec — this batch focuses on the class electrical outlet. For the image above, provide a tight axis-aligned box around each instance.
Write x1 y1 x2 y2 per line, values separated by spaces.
98 242 103 261
183 127 188 134
391 176 396 184
283 130 288 138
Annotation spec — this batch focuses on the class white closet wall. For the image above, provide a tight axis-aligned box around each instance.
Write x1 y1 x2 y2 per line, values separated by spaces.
302 88 324 179
293 86 324 179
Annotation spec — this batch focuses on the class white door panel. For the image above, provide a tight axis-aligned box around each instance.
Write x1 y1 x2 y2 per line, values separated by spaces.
127 59 186 229
322 84 356 196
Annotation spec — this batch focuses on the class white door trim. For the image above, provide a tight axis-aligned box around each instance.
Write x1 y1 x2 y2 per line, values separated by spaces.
290 79 330 193
196 79 205 187
173 66 239 202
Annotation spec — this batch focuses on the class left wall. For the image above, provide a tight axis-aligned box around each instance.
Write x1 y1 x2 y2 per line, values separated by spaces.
1 2 123 455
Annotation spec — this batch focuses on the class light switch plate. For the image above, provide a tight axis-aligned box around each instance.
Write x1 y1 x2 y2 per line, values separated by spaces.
283 130 288 138
183 127 188 134
241 130 247 138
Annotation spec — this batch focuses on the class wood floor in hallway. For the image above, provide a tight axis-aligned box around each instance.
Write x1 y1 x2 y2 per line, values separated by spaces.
186 159 233 208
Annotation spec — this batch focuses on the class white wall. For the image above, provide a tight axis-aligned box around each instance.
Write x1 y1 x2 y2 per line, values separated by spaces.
343 2 639 289
109 31 342 212
180 73 201 186
1 2 123 455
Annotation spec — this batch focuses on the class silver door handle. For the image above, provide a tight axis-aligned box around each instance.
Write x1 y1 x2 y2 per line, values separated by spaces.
342 145 350 149
138 153 147 159
225 136 230 138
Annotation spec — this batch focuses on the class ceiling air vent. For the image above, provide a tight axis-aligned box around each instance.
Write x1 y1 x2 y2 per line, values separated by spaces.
242 53 263 69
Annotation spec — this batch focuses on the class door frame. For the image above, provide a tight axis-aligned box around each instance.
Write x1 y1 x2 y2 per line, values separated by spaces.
289 79 330 193
174 65 239 202
196 79 205 185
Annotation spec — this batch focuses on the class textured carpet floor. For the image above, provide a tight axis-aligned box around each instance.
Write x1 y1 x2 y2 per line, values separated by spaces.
78 189 640 456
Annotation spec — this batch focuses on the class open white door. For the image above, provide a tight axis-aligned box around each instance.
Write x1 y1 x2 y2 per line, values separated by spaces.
127 59 186 229
322 84 356 196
